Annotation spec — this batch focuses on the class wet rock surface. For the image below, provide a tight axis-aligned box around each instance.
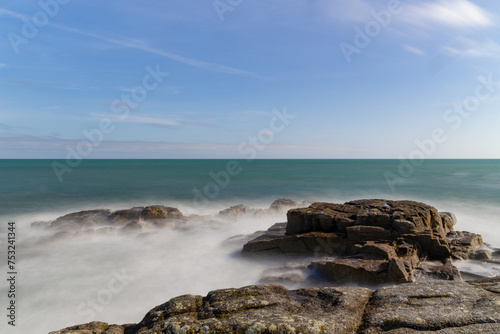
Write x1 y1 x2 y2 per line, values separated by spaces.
51 277 500 334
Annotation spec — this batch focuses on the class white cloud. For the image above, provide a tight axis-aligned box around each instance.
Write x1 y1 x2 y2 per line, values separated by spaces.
441 38 500 58
90 113 179 126
402 0 493 30
318 0 493 30
89 113 212 128
0 63 6 68
259 130 275 137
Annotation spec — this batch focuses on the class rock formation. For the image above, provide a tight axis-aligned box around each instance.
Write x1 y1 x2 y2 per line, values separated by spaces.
50 277 500 334
243 199 486 285
47 199 500 334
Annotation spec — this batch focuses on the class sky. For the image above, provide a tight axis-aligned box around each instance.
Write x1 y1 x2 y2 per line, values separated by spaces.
0 0 500 159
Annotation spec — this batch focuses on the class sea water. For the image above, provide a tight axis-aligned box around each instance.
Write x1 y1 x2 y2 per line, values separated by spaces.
0 159 499 332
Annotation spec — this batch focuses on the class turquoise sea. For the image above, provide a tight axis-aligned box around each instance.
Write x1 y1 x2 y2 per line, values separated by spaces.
1 159 499 333
1 159 499 217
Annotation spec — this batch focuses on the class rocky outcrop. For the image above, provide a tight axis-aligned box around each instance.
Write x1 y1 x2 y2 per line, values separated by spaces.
219 204 251 217
50 277 500 334
447 231 484 260
360 278 500 333
28 205 188 244
34 205 185 232
218 199 301 219
141 205 183 220
243 200 487 286
269 199 301 214
50 209 113 230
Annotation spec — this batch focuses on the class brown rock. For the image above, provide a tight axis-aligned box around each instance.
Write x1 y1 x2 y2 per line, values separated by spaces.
346 225 395 242
447 231 484 260
269 199 300 214
111 207 143 225
141 205 183 220
470 249 493 260
243 199 486 286
242 231 349 256
417 260 462 281
50 210 112 231
219 204 250 217
312 258 390 284
48 321 126 334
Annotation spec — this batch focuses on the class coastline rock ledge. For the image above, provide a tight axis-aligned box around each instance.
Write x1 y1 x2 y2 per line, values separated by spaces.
242 199 487 284
51 277 500 334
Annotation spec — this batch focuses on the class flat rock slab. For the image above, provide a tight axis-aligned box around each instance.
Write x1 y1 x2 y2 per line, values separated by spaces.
51 284 372 334
50 277 500 334
361 280 500 333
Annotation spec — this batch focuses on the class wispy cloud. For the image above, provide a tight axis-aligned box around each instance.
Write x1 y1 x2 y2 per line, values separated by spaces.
0 63 6 68
403 45 425 56
441 38 500 58
319 0 493 30
89 113 213 128
401 0 494 30
0 8 26 19
48 23 259 78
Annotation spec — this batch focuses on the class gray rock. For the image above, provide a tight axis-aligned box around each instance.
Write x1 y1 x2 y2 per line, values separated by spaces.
360 279 500 333
51 277 500 334
49 321 128 333
127 284 372 333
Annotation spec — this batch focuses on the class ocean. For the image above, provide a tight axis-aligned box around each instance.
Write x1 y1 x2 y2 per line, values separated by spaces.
1 159 499 332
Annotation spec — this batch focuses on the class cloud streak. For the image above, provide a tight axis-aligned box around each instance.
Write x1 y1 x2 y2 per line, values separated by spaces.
0 133 364 155
88 113 214 128
48 23 259 78
404 0 494 29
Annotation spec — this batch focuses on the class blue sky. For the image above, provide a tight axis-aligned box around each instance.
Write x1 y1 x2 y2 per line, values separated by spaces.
1 0 499 159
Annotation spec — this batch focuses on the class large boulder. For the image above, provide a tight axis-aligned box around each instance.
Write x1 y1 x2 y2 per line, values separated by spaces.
269 199 300 215
447 231 484 260
286 200 451 245
243 199 486 286
50 209 112 230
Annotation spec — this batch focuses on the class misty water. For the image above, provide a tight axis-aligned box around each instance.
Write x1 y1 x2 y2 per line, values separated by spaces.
1 159 499 333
